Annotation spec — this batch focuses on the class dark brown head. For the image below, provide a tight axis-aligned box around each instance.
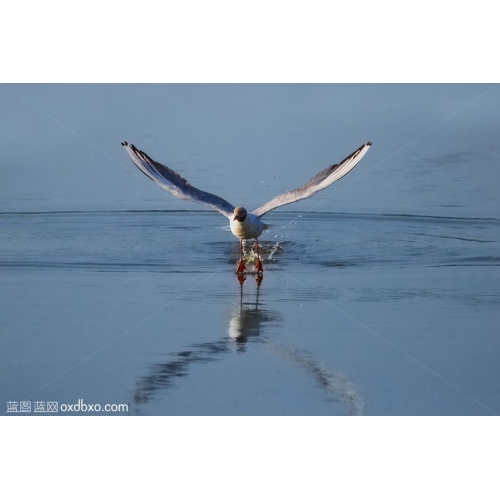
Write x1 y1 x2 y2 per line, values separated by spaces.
233 207 247 222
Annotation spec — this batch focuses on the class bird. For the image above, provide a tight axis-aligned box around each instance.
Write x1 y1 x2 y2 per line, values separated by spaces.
121 141 372 275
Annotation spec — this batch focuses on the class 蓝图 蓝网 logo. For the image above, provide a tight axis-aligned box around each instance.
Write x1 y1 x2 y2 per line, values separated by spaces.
6 401 58 413
6 399 127 413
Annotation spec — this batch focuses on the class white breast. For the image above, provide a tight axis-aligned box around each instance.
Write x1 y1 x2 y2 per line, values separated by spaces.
230 213 265 240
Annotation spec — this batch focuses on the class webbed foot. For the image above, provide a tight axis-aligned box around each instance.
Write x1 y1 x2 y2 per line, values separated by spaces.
256 259 264 274
237 260 246 274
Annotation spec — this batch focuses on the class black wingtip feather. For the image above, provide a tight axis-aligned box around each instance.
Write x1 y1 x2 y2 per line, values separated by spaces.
367 141 372 146
121 141 128 146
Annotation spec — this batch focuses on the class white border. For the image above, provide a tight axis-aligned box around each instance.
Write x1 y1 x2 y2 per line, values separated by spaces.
2 1 499 82
2 417 498 498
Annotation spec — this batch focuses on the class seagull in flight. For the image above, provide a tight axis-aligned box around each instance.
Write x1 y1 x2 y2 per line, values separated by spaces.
122 141 372 275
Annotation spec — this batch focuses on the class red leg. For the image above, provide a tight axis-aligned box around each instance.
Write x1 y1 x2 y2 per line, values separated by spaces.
237 239 246 273
255 239 264 274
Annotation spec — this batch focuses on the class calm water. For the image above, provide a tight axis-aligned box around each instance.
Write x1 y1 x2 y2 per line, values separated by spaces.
1 84 499 415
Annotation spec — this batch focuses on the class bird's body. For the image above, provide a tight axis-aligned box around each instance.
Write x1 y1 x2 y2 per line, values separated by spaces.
121 140 372 276
230 212 268 240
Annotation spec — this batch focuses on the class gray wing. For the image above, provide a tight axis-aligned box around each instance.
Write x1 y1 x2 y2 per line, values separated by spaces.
251 142 372 218
122 142 235 218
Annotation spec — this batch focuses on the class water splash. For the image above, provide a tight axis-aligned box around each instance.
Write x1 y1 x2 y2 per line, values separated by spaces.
241 241 283 264
268 242 282 261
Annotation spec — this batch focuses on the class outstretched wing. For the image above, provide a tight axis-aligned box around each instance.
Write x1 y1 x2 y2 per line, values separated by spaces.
122 142 235 218
251 142 372 218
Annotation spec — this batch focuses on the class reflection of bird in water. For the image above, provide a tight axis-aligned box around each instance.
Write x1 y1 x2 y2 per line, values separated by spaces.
133 283 364 415
263 343 365 416
133 338 230 406
228 279 277 348
122 141 371 275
